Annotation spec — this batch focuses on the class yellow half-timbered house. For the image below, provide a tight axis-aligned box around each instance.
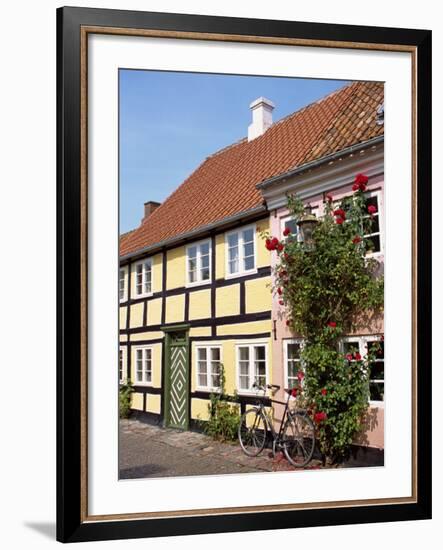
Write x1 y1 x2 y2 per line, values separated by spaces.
119 82 384 432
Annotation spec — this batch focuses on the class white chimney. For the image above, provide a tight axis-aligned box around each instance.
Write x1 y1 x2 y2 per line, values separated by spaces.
248 97 275 141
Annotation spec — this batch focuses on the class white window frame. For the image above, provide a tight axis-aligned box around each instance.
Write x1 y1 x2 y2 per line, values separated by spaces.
134 258 153 297
339 335 384 405
362 190 383 258
225 224 257 279
119 267 127 302
133 345 154 386
280 208 318 242
235 341 269 394
283 338 304 390
194 343 223 392
119 346 127 384
186 238 212 287
333 190 383 257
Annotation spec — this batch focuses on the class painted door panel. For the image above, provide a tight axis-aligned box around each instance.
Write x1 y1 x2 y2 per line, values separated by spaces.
165 330 189 430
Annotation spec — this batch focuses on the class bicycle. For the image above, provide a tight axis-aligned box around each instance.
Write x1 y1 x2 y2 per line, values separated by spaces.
238 383 316 467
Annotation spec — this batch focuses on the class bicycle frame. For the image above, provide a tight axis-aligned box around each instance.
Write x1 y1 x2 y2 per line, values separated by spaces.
254 394 292 445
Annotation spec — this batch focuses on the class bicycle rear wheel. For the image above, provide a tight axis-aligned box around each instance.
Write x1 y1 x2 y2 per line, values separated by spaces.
282 412 315 467
238 408 267 457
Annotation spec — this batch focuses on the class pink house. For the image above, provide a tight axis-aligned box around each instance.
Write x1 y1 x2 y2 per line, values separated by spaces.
258 135 385 451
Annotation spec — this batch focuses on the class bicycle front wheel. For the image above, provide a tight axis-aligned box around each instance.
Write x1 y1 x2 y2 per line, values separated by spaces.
238 408 267 457
282 412 315 467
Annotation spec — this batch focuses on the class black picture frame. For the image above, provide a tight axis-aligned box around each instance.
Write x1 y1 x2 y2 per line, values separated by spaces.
57 6 432 543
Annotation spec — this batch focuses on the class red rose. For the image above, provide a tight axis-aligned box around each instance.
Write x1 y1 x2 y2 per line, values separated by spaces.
352 183 359 191
352 235 362 244
265 238 272 250
278 300 284 306
286 320 291 327
335 217 344 225
283 253 291 262
277 243 284 252
328 321 337 328
291 388 297 398
326 193 333 203
367 205 377 215
283 227 291 237
333 208 346 218
265 237 280 251
297 371 305 381
277 287 282 295
355 173 369 185
354 352 362 361
279 269 287 277
321 388 327 396
346 353 353 361
314 412 327 423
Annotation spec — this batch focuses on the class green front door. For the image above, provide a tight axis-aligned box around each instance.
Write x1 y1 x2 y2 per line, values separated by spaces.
164 329 189 430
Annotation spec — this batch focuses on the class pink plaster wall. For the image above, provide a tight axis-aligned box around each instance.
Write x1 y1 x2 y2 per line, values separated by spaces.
269 175 385 449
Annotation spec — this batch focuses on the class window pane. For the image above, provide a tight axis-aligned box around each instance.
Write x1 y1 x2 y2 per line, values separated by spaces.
229 260 239 274
201 268 210 280
239 375 249 389
188 246 197 259
198 348 207 361
365 235 381 253
200 242 209 256
284 219 298 235
254 346 265 361
243 228 254 243
244 255 254 271
228 233 238 248
188 257 197 271
239 362 249 376
239 347 249 361
189 270 197 283
211 348 220 361
287 343 300 360
200 254 209 268
370 382 384 401
198 374 208 387
228 246 239 261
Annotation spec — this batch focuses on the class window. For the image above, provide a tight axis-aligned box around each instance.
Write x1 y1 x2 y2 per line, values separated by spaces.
119 268 126 301
196 345 222 390
285 340 303 388
281 216 299 240
340 336 384 402
362 194 382 254
334 192 382 254
226 225 256 277
367 340 384 401
119 347 126 383
281 208 318 241
135 259 152 296
187 240 211 285
134 347 152 384
237 343 267 391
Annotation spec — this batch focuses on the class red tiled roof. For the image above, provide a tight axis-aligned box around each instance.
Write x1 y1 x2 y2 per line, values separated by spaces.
120 81 384 257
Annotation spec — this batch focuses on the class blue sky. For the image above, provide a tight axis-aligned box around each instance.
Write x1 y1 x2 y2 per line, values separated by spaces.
119 70 349 233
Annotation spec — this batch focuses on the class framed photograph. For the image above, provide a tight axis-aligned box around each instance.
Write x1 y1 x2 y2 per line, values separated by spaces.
57 6 431 543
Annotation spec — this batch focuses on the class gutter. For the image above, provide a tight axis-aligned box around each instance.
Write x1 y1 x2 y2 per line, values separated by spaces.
120 204 267 262
256 135 384 191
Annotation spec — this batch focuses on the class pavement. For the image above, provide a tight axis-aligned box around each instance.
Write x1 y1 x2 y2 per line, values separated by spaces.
119 418 325 479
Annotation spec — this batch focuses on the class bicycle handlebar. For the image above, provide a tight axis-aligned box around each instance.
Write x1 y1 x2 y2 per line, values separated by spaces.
252 383 281 393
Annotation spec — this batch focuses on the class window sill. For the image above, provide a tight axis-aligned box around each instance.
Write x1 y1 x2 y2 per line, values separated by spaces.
185 279 212 289
195 387 221 394
133 292 154 299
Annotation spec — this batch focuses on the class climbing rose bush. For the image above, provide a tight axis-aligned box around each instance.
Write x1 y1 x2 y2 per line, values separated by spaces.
263 173 384 462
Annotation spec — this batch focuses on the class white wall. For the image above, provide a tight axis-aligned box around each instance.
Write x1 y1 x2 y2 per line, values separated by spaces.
0 1 439 549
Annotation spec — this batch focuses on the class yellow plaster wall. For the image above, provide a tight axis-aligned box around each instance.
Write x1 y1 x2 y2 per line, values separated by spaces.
166 246 186 289
129 331 164 342
129 302 144 328
245 277 272 314
191 398 211 421
216 284 240 317
215 234 225 279
131 393 144 411
119 307 127 329
152 253 163 293
256 218 271 268
216 319 271 336
146 394 161 414
119 334 128 343
189 289 211 320
189 326 212 338
147 298 162 326
165 294 185 324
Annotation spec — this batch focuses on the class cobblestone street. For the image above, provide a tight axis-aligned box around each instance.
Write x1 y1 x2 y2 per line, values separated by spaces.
119 419 324 479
